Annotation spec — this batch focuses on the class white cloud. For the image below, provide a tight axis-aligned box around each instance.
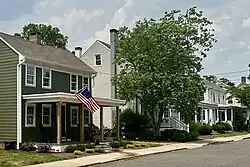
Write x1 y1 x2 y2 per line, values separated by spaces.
241 17 250 27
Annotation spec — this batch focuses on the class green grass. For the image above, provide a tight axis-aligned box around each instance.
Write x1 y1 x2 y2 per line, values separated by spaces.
0 150 73 167
213 132 248 138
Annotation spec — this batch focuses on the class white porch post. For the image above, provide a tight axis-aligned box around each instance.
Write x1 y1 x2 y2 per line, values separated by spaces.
201 108 204 124
80 105 84 143
116 106 120 141
100 106 104 141
216 109 219 123
231 108 234 131
194 112 198 123
56 102 62 145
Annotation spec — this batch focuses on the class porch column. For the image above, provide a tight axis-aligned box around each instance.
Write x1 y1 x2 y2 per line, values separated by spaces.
201 107 204 124
80 105 84 143
231 108 234 131
100 106 104 141
116 106 120 141
194 112 198 123
224 109 227 122
56 102 62 145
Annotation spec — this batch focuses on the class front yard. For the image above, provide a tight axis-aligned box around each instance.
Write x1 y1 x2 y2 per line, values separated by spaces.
0 150 74 167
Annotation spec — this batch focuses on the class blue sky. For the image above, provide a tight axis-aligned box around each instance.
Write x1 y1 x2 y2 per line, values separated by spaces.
1 0 250 83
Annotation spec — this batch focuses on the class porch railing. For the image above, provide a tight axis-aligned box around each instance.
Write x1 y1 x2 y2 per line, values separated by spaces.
164 116 189 133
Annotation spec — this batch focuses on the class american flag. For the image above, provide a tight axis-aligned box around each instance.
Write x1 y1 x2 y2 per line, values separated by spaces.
75 88 100 112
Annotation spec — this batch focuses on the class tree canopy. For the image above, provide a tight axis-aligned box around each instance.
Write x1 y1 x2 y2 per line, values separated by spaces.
219 77 235 87
14 23 68 49
113 6 217 135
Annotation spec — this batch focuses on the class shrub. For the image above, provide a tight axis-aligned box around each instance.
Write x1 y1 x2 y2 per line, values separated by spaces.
190 122 201 133
134 143 141 147
198 125 212 135
161 129 198 142
119 141 133 148
94 148 105 153
20 142 36 152
85 149 95 153
109 141 120 148
233 109 247 131
126 144 135 149
64 145 77 153
37 143 51 153
213 124 226 133
188 131 199 141
74 150 83 155
216 122 232 131
85 144 95 149
75 144 85 151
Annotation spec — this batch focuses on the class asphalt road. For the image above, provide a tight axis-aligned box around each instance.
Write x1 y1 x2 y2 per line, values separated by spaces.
91 139 250 167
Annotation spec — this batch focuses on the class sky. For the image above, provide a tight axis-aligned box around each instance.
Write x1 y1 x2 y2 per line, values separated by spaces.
1 0 250 84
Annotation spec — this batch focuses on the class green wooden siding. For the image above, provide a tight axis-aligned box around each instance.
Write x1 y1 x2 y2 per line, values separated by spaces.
22 102 84 142
0 40 18 141
22 65 83 94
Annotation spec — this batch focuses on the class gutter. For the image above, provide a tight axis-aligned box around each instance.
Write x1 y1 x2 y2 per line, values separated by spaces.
91 73 97 88
16 58 25 150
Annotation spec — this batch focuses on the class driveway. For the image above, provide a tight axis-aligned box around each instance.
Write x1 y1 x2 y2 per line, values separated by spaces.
91 139 250 167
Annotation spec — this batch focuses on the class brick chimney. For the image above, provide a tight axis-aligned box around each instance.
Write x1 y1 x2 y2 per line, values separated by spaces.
29 32 42 44
241 76 246 83
74 47 82 58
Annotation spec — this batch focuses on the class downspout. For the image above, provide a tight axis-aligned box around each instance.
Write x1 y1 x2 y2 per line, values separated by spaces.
16 58 25 149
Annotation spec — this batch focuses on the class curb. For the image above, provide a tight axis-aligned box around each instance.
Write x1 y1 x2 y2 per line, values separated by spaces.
80 148 188 167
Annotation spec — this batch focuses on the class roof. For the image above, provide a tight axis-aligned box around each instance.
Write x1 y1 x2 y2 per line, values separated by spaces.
0 32 96 75
97 40 110 49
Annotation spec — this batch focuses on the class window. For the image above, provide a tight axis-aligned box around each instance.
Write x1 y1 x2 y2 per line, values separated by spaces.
42 104 52 127
228 98 233 104
83 76 89 89
203 110 206 120
84 109 90 126
25 104 36 127
70 106 79 127
221 111 225 121
25 65 36 87
218 94 220 103
42 68 51 89
227 109 232 121
70 74 78 92
95 54 102 66
213 93 215 102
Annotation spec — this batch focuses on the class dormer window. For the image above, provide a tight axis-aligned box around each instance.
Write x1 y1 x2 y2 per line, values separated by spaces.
95 54 102 66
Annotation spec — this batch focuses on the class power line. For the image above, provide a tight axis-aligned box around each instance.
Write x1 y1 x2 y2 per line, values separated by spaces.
204 70 249 76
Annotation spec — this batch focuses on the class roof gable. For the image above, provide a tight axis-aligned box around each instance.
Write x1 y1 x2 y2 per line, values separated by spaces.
0 32 96 75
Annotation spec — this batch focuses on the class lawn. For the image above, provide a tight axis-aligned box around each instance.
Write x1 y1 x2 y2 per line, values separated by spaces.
213 131 248 138
0 150 74 167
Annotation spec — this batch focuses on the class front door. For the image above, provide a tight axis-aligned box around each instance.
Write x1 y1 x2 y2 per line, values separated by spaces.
61 104 67 137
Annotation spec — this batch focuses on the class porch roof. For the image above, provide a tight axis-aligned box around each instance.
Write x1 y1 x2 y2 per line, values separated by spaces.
22 92 126 107
218 104 247 109
198 102 218 108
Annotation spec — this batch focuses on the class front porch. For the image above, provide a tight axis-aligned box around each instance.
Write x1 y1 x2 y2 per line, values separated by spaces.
22 92 126 151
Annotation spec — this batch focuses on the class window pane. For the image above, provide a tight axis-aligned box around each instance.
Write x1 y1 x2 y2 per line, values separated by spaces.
71 75 77 82
27 106 34 115
71 83 76 90
27 76 34 84
72 110 77 117
27 66 34 75
84 118 89 124
27 116 34 125
83 77 89 88
84 110 89 117
43 69 50 78
72 116 77 125
43 116 50 124
43 78 50 87
95 54 101 65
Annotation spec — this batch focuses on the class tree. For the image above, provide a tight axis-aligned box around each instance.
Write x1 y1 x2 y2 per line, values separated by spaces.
230 86 250 108
113 7 217 135
14 23 68 49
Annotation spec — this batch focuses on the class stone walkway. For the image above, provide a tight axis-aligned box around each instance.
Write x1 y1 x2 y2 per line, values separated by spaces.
26 134 250 167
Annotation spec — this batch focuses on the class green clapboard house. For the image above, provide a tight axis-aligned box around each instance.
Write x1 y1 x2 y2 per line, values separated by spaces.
0 32 125 152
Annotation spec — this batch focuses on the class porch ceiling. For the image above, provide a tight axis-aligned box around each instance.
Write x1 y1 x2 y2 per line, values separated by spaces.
22 92 126 107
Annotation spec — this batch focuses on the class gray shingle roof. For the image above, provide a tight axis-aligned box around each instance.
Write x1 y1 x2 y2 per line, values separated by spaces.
97 40 110 49
0 32 96 75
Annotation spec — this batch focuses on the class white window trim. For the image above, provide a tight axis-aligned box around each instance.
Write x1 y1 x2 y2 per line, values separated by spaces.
42 104 52 127
70 106 79 127
25 103 36 127
25 65 36 87
82 76 89 89
70 74 78 92
94 53 102 66
42 68 52 89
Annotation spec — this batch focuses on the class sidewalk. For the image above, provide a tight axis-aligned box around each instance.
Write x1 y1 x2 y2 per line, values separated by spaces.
26 134 250 167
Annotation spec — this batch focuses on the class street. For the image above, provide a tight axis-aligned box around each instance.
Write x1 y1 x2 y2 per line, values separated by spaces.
91 139 250 167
